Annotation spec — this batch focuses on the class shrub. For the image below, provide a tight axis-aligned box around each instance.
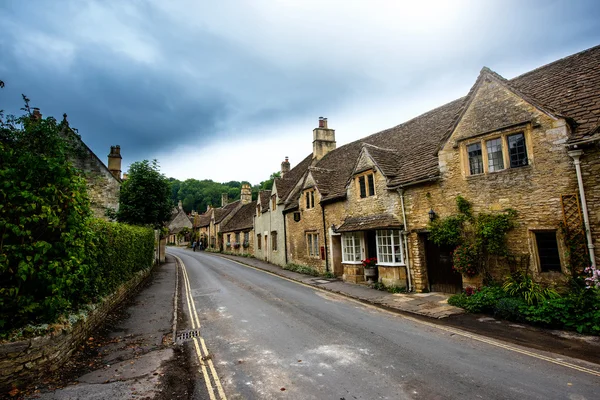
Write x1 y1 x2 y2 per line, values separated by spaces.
502 272 559 305
494 297 525 321
283 263 320 276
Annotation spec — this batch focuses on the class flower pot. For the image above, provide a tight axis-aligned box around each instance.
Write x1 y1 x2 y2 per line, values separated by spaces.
364 267 377 283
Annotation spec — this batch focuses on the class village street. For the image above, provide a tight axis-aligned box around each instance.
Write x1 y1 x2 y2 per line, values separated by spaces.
168 248 600 399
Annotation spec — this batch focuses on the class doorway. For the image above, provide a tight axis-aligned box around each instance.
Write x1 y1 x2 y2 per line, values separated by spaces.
423 234 462 293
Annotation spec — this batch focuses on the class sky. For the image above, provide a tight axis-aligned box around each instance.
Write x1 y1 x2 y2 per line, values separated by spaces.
1 0 599 184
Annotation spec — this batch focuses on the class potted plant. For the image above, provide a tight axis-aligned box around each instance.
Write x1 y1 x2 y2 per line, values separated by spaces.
233 242 241 249
242 241 250 248
362 257 378 283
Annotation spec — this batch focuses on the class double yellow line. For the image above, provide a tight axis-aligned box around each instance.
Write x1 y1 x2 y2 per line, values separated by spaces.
173 254 228 400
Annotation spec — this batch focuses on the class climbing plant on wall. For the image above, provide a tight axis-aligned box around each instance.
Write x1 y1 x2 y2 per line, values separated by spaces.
429 196 517 278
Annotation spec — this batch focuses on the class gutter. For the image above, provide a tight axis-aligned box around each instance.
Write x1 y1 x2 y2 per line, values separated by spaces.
567 150 597 275
388 175 439 190
397 188 413 292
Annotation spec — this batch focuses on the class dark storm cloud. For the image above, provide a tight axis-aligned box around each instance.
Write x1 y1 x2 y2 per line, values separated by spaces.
0 0 373 165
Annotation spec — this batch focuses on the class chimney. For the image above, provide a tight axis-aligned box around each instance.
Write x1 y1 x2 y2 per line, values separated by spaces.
221 193 229 207
178 200 183 210
281 156 290 178
240 183 252 205
107 145 122 180
31 108 42 121
313 117 336 160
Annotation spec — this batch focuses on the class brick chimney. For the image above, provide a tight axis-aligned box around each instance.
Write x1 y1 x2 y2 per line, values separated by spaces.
240 183 252 205
107 145 122 180
221 193 229 207
31 108 42 121
281 156 290 178
313 117 336 160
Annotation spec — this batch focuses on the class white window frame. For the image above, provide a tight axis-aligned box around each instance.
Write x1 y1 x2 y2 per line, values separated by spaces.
375 230 405 266
341 232 364 263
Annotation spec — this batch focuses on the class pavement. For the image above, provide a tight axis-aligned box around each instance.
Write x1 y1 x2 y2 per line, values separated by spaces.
214 252 464 319
22 256 189 400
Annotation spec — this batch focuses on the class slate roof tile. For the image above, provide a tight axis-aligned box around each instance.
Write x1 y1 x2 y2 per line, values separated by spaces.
221 201 257 232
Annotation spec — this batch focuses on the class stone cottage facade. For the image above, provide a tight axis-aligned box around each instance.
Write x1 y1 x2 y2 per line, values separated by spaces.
167 200 193 244
220 184 256 254
277 45 600 292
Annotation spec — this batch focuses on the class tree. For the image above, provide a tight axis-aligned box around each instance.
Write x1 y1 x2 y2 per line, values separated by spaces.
117 160 173 228
258 171 281 191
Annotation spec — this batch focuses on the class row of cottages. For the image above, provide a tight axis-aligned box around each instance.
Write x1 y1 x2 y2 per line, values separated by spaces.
202 45 600 293
195 184 257 252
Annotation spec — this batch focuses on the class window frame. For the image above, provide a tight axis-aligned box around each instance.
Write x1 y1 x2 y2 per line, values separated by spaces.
531 229 564 273
271 195 277 211
271 231 278 251
356 171 376 198
306 232 320 258
305 189 316 209
375 229 405 266
463 129 530 177
257 234 261 250
341 232 364 264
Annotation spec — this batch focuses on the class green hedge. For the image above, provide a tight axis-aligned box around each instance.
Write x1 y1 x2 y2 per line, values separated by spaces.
0 219 155 337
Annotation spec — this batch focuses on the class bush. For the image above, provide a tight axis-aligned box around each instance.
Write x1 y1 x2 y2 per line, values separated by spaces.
448 285 506 314
283 263 320 276
502 272 559 305
494 297 526 321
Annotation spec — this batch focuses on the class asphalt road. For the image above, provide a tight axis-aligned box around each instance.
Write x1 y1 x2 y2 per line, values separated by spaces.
168 248 600 400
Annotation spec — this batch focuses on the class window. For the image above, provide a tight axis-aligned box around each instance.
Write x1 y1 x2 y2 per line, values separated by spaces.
342 232 363 263
467 143 483 175
535 231 561 272
306 232 319 257
226 234 231 245
257 234 261 249
244 232 249 243
376 230 404 265
305 190 315 209
235 232 240 243
508 133 528 168
271 231 278 251
357 173 375 198
486 138 504 172
271 195 277 211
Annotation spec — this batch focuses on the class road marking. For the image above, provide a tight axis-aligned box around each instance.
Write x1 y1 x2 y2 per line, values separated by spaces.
216 255 600 378
172 254 228 400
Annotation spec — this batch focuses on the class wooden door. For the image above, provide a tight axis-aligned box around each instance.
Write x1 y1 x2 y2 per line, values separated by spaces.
424 235 462 293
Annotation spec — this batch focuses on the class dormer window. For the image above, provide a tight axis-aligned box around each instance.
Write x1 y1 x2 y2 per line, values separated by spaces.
305 189 315 209
464 131 529 176
357 172 375 198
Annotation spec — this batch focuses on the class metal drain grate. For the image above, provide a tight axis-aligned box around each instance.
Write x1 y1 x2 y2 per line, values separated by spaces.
176 329 202 342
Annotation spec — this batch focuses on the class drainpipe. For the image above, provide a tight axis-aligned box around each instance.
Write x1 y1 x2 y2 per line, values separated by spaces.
568 150 597 272
283 211 289 265
322 205 329 273
398 188 413 292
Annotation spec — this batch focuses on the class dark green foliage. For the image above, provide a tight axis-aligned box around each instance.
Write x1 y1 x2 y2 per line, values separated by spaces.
283 263 320 276
429 215 465 247
0 105 95 332
502 272 559 305
0 98 156 337
88 220 155 297
448 283 600 335
117 160 173 228
456 195 473 219
474 209 517 256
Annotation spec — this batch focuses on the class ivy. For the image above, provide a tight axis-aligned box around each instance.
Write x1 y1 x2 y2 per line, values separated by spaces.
428 196 517 276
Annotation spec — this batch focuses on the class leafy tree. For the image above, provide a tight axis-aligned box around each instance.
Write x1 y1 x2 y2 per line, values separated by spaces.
0 96 95 329
117 160 173 228
258 171 281 191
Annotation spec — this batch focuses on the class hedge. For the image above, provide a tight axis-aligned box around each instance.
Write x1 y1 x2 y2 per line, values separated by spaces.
0 219 155 338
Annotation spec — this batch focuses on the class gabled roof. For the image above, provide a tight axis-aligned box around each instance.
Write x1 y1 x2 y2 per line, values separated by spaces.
195 211 212 228
276 154 313 202
221 201 257 232
258 190 272 213
214 200 240 224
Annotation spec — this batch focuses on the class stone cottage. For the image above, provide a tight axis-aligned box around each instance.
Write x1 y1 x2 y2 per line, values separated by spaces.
281 45 600 292
167 200 193 244
219 184 256 254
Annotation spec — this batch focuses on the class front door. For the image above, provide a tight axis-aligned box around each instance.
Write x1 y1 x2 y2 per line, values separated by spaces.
366 231 377 259
424 234 462 293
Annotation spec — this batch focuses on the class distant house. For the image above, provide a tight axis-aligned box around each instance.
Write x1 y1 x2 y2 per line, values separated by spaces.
220 184 256 254
167 200 193 244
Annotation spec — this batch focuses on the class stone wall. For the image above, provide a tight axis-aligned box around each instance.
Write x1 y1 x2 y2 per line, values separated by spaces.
222 230 254 255
0 266 153 392
404 79 579 291
579 144 600 263
70 146 120 219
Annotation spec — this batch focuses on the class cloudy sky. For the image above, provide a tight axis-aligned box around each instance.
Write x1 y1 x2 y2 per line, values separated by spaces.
1 0 599 184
